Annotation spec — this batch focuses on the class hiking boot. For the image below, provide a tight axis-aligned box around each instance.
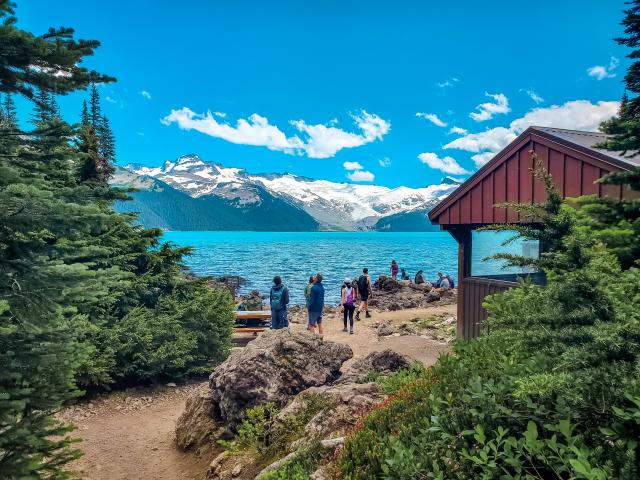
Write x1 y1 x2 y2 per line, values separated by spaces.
366 311 372 318
350 329 354 334
355 311 360 321
342 327 348 332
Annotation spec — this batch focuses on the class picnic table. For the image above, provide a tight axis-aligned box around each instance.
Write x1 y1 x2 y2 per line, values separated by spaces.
235 310 271 333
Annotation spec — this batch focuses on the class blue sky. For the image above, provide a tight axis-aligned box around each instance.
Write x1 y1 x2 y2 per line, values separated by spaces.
16 0 629 187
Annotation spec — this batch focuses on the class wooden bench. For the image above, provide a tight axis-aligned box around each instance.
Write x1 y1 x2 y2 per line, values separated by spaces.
234 310 271 333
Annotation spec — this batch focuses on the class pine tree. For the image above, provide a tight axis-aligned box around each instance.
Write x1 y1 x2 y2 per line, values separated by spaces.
89 83 101 127
599 0 640 154
32 87 53 124
3 93 18 130
0 3 119 477
80 99 90 126
98 114 116 163
0 1 114 99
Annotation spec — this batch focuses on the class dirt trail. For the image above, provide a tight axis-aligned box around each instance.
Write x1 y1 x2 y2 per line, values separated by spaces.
59 384 211 480
60 304 455 479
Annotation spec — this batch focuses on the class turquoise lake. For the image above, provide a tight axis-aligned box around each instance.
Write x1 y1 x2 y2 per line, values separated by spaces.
163 231 530 305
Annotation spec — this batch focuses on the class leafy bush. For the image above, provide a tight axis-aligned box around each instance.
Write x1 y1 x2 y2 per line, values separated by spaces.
222 394 336 467
109 282 234 383
259 443 322 480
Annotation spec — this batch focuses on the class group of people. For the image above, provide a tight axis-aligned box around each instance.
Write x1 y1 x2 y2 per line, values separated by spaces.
390 260 455 290
268 268 374 334
414 270 455 289
267 263 455 333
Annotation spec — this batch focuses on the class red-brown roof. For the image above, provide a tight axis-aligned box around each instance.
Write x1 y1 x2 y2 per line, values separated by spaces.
428 126 638 227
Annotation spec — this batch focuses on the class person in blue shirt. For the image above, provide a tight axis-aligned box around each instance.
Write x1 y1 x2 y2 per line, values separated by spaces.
307 273 325 334
269 276 289 329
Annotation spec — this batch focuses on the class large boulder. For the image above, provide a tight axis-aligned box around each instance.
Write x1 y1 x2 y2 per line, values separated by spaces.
176 382 222 451
339 349 412 384
209 329 353 428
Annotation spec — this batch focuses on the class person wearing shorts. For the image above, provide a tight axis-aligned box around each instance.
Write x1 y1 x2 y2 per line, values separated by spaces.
356 268 372 320
307 273 325 334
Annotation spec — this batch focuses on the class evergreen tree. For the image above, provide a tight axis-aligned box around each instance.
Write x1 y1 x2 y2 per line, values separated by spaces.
98 114 116 163
3 92 18 129
89 83 101 127
80 99 90 126
599 0 640 154
0 3 118 477
0 1 114 99
32 87 53 124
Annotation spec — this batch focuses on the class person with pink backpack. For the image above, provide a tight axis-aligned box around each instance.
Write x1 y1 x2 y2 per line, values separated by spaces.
340 278 358 334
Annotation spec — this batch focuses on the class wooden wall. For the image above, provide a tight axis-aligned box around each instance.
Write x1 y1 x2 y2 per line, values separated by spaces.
432 135 637 227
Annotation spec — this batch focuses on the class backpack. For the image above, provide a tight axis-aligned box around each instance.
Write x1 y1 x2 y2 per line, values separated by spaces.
358 275 368 294
345 287 355 307
271 287 285 310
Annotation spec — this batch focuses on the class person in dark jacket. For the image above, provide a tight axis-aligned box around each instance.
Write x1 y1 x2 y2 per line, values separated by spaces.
307 273 325 334
269 276 289 329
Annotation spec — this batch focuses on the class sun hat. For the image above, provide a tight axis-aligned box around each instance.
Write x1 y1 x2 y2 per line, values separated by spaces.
344 277 351 283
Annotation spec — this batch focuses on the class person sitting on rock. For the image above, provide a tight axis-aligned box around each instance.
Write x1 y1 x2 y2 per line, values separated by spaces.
439 275 451 290
435 272 445 288
269 276 289 329
415 270 425 284
400 268 410 281
446 274 455 289
307 273 325 334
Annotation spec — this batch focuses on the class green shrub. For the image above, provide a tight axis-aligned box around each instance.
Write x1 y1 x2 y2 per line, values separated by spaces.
109 282 234 383
259 443 322 480
222 394 336 467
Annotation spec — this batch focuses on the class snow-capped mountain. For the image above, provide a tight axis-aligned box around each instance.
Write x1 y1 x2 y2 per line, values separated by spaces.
117 154 462 231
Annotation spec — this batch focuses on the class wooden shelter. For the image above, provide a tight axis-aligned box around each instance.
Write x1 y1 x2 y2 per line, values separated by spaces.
428 126 639 339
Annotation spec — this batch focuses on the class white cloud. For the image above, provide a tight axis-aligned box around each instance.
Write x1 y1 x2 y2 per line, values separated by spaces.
378 156 391 167
587 57 619 80
161 108 390 159
347 170 375 182
522 89 544 104
290 110 390 158
449 126 468 135
469 92 510 122
141 90 152 99
343 161 363 170
418 152 469 175
105 96 117 104
416 112 447 127
437 77 459 88
445 99 619 167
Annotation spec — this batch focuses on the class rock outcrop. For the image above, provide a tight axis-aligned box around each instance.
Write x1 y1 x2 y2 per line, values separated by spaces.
176 330 354 450
368 276 456 311
210 330 353 428
339 349 412 384
176 382 221 450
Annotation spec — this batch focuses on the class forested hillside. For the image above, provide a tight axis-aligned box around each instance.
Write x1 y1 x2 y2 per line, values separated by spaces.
0 2 234 477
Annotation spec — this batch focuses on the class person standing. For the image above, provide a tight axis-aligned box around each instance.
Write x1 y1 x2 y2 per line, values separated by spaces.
356 268 372 320
269 276 289 329
307 273 325 334
340 278 357 334
390 259 399 280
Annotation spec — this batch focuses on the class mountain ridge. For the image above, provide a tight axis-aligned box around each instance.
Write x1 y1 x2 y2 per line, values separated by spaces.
112 154 462 231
